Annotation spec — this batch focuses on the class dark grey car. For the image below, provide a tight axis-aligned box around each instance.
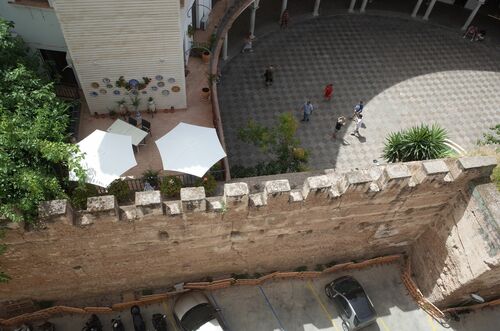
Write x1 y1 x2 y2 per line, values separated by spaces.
325 276 378 331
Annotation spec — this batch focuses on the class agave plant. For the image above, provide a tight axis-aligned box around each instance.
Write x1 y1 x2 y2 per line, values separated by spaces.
383 124 448 162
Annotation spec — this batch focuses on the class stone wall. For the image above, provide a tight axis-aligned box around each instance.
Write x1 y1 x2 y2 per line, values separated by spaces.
411 180 500 307
0 157 496 303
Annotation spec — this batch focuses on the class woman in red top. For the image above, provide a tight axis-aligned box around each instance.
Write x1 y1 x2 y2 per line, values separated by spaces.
324 83 334 101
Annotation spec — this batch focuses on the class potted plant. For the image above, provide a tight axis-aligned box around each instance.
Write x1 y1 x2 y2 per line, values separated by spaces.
116 99 128 117
187 24 195 38
109 109 117 119
201 87 210 99
202 50 211 64
130 95 141 113
147 97 156 116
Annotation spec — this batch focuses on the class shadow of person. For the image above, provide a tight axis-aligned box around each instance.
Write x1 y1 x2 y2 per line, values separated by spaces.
354 134 367 143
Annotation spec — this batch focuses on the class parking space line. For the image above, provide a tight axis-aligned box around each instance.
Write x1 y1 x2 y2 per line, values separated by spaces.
427 314 437 331
258 286 288 331
162 301 179 331
377 317 391 331
306 281 340 331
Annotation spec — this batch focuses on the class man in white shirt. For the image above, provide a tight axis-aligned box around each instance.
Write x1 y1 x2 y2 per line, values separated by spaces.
351 114 363 136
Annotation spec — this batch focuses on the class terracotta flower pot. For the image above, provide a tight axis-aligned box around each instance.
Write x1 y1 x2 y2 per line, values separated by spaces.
202 51 210 64
201 87 210 100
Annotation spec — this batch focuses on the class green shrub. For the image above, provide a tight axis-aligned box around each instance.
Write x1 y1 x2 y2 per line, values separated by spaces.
70 184 99 210
142 168 160 188
107 179 131 203
231 273 250 279
383 124 448 162
294 266 308 272
160 175 183 198
194 173 217 196
493 165 500 191
315 264 325 272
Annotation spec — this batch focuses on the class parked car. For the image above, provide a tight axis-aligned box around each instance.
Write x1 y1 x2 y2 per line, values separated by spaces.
325 276 377 331
173 292 226 331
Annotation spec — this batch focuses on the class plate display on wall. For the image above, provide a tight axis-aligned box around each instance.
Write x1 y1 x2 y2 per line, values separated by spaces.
99 89 107 95
161 89 170 96
141 90 147 94
171 85 181 92
155 75 163 81
113 90 121 95
167 77 176 83
106 84 113 89
157 81 165 87
89 91 98 97
91 82 100 89
102 78 111 84
151 86 158 91
129 79 139 88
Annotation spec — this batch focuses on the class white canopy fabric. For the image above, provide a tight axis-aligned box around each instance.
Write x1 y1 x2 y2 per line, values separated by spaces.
155 123 226 177
69 130 137 187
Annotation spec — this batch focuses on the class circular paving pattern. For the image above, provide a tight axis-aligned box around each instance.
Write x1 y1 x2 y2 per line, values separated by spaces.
218 14 500 172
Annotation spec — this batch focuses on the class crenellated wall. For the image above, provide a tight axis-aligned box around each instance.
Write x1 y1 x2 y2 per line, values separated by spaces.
0 157 497 304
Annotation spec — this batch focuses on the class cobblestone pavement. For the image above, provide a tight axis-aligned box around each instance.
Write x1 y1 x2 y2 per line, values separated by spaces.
218 14 500 172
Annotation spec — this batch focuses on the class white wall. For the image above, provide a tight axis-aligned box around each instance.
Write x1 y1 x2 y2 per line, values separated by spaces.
0 0 66 51
53 0 187 114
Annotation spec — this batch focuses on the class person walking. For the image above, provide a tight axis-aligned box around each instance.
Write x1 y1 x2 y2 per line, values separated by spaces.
324 84 334 101
241 32 255 53
332 116 346 139
264 65 274 87
351 114 363 136
280 9 289 29
301 101 314 122
351 101 364 119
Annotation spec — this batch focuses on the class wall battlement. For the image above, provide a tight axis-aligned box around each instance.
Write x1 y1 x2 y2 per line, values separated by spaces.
37 156 497 226
0 156 497 302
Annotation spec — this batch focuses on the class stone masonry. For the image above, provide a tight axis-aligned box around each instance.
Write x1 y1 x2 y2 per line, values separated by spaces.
0 156 497 308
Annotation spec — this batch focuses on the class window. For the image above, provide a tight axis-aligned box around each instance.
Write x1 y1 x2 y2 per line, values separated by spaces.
336 296 352 318
10 0 51 9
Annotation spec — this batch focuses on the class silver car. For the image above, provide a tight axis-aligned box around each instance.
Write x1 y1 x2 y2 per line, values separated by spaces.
325 276 377 331
174 291 227 331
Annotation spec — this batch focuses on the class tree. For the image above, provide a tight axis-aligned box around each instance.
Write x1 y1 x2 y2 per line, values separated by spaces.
237 112 308 175
383 124 449 163
0 19 83 223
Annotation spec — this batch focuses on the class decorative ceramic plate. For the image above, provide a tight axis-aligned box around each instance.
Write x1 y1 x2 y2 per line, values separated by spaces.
157 81 165 87
102 78 111 84
168 77 176 83
171 85 181 92
89 91 98 97
129 79 139 88
113 90 121 95
91 82 100 89
141 90 148 94
99 89 107 95
106 84 113 89
161 89 170 96
155 75 163 81
151 86 158 91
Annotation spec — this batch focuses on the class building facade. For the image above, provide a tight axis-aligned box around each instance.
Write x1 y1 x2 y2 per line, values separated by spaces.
1 0 214 114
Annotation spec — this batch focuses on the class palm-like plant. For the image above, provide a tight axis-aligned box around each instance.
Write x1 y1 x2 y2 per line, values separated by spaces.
383 124 448 162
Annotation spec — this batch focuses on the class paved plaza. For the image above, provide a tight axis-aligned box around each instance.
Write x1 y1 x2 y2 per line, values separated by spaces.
218 14 500 172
